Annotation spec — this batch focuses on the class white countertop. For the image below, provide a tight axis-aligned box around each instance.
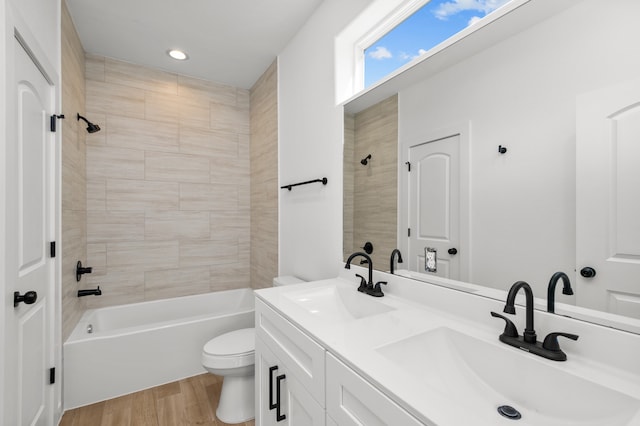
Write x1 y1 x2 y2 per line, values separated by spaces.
255 269 640 426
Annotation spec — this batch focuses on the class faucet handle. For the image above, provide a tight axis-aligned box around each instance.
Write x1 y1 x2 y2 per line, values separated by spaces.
355 274 367 292
542 332 579 352
490 311 519 338
368 281 387 297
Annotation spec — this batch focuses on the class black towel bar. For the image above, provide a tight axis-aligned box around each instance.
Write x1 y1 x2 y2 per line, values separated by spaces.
281 177 328 191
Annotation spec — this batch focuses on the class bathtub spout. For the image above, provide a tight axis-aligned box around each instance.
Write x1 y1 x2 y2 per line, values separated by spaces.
78 286 101 297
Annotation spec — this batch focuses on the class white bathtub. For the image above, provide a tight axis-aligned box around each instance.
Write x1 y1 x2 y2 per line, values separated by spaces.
63 288 255 409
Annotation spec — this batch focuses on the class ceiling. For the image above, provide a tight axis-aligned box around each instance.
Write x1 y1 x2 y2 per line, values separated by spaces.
66 0 324 89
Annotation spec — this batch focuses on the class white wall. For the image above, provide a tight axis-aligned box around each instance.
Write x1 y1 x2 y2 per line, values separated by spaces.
278 0 373 280
399 0 640 297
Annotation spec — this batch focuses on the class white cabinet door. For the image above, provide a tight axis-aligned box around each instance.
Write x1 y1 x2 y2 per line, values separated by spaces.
255 299 326 405
256 337 325 426
326 353 426 426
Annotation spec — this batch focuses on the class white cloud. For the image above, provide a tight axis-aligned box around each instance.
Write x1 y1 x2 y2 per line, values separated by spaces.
368 46 392 60
433 0 511 20
467 15 483 26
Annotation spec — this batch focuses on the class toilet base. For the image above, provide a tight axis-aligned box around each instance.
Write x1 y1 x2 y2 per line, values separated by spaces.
215 374 255 424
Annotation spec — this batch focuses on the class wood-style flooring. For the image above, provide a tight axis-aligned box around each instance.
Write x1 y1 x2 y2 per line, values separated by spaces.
59 373 255 426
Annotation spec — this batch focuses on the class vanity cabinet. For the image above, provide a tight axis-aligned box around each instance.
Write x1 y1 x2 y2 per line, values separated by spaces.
255 298 426 426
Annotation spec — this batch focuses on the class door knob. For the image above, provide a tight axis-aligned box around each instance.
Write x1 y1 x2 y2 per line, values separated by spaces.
580 267 596 278
14 290 37 307
448 248 458 255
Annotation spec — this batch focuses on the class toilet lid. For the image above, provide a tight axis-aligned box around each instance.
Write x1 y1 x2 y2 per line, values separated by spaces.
204 328 255 356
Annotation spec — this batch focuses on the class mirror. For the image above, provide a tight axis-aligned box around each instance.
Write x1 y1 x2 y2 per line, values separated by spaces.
343 0 640 332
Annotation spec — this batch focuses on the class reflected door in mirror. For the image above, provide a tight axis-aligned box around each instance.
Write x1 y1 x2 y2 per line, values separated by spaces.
408 134 460 279
577 78 640 319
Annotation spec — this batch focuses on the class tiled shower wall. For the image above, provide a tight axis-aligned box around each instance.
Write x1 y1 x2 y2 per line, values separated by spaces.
250 60 278 289
83 55 250 308
61 0 87 339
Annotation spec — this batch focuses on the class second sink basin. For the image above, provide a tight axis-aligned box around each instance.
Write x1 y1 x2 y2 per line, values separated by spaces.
376 327 640 425
283 283 395 321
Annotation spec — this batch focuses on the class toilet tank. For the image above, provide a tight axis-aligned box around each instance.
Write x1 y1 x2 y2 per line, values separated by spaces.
272 276 306 287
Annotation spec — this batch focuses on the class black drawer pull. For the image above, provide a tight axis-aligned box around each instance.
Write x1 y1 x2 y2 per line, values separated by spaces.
269 365 278 410
276 374 287 422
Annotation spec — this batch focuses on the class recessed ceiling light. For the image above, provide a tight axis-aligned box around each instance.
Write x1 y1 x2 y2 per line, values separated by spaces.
168 49 188 61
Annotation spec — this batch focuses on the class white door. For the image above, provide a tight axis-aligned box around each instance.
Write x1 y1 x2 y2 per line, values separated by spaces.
576 78 640 319
407 135 460 279
4 34 56 426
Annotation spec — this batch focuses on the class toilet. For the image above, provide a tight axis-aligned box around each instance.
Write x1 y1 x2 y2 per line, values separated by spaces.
202 276 305 424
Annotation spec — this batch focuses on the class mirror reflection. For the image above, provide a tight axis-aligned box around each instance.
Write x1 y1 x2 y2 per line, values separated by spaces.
343 0 640 329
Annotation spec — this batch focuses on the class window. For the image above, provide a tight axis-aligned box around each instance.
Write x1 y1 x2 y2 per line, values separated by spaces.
363 0 513 88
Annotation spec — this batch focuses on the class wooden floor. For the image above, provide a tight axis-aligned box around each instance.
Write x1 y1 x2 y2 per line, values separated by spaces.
59 373 255 426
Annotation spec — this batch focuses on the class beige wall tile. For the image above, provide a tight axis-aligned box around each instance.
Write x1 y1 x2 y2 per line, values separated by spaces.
250 60 278 289
178 75 237 106
145 151 209 183
178 97 211 129
107 179 179 211
210 102 249 135
179 128 238 159
210 264 250 291
87 179 106 211
145 211 210 240
179 183 238 211
87 145 145 180
107 241 180 271
145 91 180 124
84 268 146 308
85 53 105 82
61 0 87 341
144 267 211 300
87 243 107 276
179 239 238 267
86 80 145 119
107 115 179 153
105 58 178 95
87 211 145 243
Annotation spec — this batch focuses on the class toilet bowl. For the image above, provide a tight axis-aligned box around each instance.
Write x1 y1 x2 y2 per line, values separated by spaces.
202 328 255 424
202 277 305 423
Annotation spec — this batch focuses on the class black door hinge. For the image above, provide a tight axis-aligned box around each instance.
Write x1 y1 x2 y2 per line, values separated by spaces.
49 367 55 384
50 114 65 132
408 228 411 237
405 161 411 172
50 241 56 258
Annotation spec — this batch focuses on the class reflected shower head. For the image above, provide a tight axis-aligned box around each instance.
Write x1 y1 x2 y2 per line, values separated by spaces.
77 113 101 133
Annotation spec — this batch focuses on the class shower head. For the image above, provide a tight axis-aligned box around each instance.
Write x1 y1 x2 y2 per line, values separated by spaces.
360 154 372 165
77 113 101 133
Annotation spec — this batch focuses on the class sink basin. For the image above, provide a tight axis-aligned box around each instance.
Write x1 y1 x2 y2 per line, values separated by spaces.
377 327 640 425
283 284 395 321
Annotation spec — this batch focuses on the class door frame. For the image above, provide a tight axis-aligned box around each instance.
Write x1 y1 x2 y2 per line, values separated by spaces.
2 4 62 424
399 120 470 282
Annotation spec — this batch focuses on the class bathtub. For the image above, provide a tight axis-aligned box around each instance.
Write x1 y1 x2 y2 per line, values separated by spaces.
63 288 255 409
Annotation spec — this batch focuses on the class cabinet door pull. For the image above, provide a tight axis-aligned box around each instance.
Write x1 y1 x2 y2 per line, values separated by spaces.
269 365 279 410
276 374 287 422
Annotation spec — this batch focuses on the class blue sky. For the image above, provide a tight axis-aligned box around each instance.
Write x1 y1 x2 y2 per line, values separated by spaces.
364 0 511 87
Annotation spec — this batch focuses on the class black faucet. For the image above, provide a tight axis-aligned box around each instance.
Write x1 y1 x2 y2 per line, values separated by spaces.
492 280 579 361
345 252 373 292
78 286 102 297
547 271 573 313
345 252 387 297
504 281 537 343
389 249 403 274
